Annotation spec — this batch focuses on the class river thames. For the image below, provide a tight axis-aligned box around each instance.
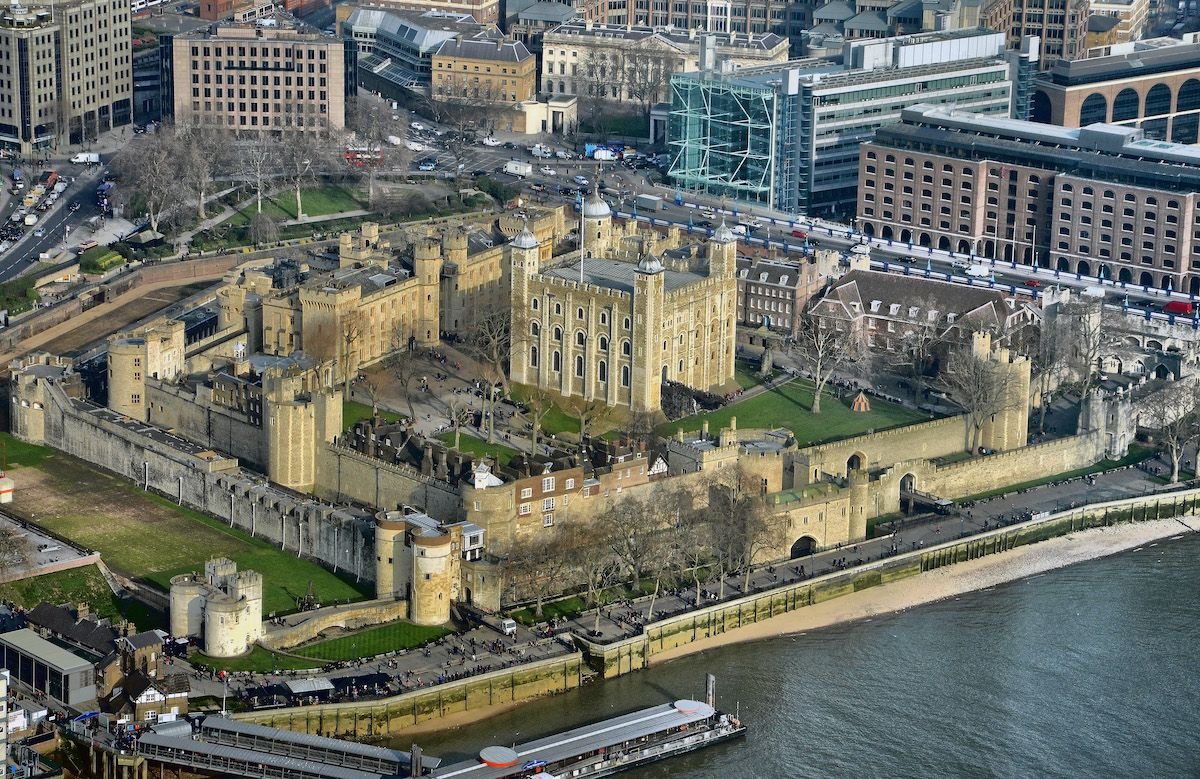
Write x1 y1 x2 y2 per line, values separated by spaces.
410 533 1200 778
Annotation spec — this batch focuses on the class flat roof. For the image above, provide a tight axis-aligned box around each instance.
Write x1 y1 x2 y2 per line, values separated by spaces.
0 629 93 674
544 259 702 294
433 701 716 778
201 717 437 768
1042 39 1200 85
138 734 387 779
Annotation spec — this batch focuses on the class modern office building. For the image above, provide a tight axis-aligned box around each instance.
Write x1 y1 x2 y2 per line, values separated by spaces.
0 629 97 708
343 8 496 97
170 20 356 132
856 104 1200 293
0 0 132 158
668 29 1031 218
337 0 501 25
1002 0 1089 68
1031 35 1200 144
540 23 788 107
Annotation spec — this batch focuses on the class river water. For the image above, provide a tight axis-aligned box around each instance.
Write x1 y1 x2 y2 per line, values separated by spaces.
409 533 1200 778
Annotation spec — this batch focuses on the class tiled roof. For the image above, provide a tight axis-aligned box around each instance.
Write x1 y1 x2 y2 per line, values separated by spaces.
27 603 118 655
434 37 533 63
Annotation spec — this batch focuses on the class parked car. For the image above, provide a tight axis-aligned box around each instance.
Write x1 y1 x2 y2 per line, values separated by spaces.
540 166 556 176
573 175 590 186
418 161 437 171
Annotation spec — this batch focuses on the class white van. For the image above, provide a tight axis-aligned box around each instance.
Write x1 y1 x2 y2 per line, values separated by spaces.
501 618 518 637
965 264 991 279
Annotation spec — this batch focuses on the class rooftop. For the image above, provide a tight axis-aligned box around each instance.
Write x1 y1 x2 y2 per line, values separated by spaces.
433 37 532 63
1041 36 1200 85
545 21 785 51
0 628 94 674
543 258 702 293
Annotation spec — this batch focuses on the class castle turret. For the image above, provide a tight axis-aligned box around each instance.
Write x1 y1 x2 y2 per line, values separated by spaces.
509 227 542 387
444 226 469 265
847 468 869 542
630 253 666 412
374 512 407 599
414 236 442 345
709 221 738 278
581 188 612 257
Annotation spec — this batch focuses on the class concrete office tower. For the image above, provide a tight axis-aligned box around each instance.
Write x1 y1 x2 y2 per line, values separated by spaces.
0 0 132 158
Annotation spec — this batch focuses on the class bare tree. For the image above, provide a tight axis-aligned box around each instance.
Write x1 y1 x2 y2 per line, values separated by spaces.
671 487 711 606
596 494 661 594
564 397 610 441
177 123 228 220
791 309 863 414
248 212 279 248
468 312 512 443
504 528 570 619
110 129 185 234
280 133 327 219
1143 382 1200 483
345 97 406 193
940 346 1016 453
624 410 658 448
565 522 623 635
706 466 776 595
385 329 420 421
524 386 556 451
622 50 676 118
233 132 281 214
1026 314 1073 433
1064 297 1104 396
892 295 951 402
339 312 365 395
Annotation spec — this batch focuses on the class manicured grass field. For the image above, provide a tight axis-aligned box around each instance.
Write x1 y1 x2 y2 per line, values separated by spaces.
510 596 586 626
0 565 165 629
291 622 449 661
8 454 371 616
0 432 55 467
343 400 405 430
227 186 365 226
508 384 592 436
436 431 520 467
658 377 928 446
192 646 318 673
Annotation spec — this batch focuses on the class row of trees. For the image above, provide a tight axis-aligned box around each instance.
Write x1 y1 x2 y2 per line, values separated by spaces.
503 467 779 630
110 99 415 242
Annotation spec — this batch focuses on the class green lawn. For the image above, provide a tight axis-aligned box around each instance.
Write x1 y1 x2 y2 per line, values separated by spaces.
10 454 371 616
0 432 55 467
734 360 765 390
436 431 520 467
343 400 405 430
510 596 586 626
658 377 928 445
0 565 165 629
291 621 448 661
226 186 365 226
192 646 318 674
509 385 584 437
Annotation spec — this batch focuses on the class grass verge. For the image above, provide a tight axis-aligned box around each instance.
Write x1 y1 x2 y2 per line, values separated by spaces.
291 622 449 661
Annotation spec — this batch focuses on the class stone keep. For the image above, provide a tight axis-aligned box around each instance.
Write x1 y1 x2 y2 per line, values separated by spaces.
170 558 263 658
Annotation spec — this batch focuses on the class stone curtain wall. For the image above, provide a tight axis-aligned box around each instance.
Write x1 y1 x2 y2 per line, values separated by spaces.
259 599 410 651
317 444 463 520
38 380 378 583
921 431 1103 499
797 415 968 482
232 653 585 738
577 486 1200 679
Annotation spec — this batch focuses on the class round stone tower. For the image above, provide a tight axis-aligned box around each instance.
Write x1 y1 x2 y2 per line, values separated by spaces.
409 527 453 626
169 573 206 638
374 511 407 600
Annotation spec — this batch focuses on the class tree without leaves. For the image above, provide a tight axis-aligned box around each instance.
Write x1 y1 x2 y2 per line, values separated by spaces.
940 346 1016 453
110 129 186 234
280 133 328 219
705 465 777 595
790 309 863 414
338 312 366 396
1063 298 1104 396
1143 382 1200 483
385 326 420 421
503 527 570 618
564 522 623 634
564 397 610 441
232 132 281 214
248 212 279 248
622 50 676 118
670 487 711 606
523 386 556 451
468 312 512 443
1025 313 1072 434
890 295 951 402
177 123 228 220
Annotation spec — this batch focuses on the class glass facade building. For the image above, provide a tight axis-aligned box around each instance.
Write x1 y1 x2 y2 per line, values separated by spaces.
668 30 1027 218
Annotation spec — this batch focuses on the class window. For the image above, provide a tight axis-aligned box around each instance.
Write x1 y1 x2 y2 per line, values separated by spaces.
531 321 540 336
543 513 555 527
519 503 531 516
575 355 584 377
553 326 562 342
542 476 555 491
621 365 630 386
577 306 585 319
521 487 533 499
565 478 575 489
530 345 539 367
542 497 556 511
598 335 608 351
575 331 586 347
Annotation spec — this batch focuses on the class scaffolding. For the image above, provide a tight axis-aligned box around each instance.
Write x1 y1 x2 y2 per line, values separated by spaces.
667 75 779 210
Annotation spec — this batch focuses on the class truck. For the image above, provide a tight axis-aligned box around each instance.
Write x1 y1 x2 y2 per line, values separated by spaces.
965 264 991 279
11 168 23 190
1163 300 1194 316
503 160 532 178
635 194 665 211
70 152 100 164
39 171 57 188
593 148 618 161
529 144 553 159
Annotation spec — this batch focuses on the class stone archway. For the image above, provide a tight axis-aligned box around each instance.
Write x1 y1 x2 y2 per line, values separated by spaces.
899 472 917 514
847 451 867 473
1031 90 1052 123
790 536 819 558
900 228 912 244
1119 268 1133 283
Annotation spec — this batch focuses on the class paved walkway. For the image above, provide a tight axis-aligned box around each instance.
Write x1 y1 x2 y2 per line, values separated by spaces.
554 463 1161 644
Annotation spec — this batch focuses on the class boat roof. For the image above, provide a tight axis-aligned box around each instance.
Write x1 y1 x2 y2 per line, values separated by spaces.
433 700 716 778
